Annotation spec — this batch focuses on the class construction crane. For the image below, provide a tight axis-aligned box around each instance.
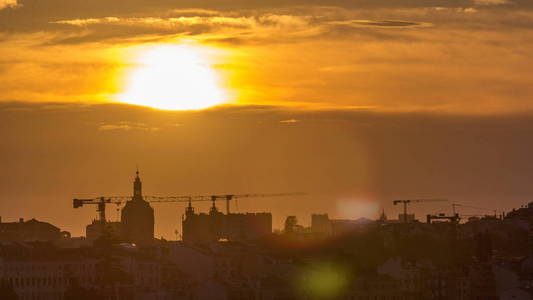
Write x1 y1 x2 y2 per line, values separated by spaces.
72 195 195 223
393 198 447 223
209 193 306 214
73 193 305 222
143 193 306 214
451 203 503 217
73 197 124 223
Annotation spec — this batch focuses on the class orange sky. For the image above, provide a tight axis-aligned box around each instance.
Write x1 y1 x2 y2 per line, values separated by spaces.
1 0 533 238
1 0 533 112
1 102 532 238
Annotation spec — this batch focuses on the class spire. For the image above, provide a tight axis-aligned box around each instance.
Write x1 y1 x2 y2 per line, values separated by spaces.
133 168 143 201
379 208 387 223
186 197 194 217
209 196 219 215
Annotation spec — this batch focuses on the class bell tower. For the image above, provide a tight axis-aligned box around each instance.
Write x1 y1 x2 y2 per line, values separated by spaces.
121 169 154 246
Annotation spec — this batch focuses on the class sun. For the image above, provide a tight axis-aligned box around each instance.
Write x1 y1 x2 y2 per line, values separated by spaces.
116 45 227 110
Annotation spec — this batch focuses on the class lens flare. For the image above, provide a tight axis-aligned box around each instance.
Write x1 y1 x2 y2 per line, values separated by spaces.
336 199 380 219
298 263 350 298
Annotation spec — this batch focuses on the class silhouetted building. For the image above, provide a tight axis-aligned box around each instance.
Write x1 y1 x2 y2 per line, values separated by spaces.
311 214 330 234
0 217 69 242
0 242 163 299
120 170 154 246
506 202 533 222
182 202 271 243
310 214 376 236
399 213 416 223
86 220 122 242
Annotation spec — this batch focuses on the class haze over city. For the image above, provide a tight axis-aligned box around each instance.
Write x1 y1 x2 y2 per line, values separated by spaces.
1 0 533 298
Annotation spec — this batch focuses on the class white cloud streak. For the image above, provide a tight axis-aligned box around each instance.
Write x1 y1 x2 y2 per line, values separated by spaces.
473 0 511 6
98 122 160 131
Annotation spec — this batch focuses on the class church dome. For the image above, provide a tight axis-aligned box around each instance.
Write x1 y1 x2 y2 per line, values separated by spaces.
120 170 154 246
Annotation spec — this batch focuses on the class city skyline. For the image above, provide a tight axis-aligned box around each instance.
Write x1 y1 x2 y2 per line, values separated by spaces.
1 147 526 239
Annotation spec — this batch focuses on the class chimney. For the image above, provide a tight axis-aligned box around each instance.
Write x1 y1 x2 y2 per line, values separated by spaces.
19 218 24 223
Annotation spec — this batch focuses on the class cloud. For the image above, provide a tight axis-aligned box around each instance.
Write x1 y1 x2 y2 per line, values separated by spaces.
166 9 221 17
51 15 433 31
52 17 121 26
51 16 256 28
98 124 131 130
461 7 479 13
330 19 433 28
473 0 511 6
11 5 533 47
98 121 159 131
2 0 533 114
46 13 439 47
279 119 300 123
46 13 322 45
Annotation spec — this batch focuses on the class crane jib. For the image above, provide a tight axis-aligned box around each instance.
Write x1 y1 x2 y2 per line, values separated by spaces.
72 192 306 220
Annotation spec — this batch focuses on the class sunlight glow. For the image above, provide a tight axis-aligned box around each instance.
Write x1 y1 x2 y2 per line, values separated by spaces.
116 45 227 110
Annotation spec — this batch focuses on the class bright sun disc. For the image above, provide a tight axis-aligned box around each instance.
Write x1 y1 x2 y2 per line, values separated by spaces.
117 45 227 110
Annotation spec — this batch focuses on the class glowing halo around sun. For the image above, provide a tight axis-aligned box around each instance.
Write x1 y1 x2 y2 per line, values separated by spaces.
116 45 227 110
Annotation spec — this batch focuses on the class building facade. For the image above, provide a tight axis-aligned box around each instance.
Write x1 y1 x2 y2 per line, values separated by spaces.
0 218 69 242
182 203 271 244
120 171 155 246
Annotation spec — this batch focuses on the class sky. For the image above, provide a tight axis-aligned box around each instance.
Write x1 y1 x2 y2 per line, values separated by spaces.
0 0 532 238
